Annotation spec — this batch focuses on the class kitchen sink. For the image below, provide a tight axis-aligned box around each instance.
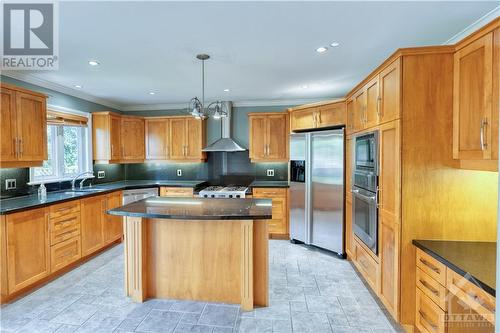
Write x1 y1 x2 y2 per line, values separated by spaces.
58 188 106 195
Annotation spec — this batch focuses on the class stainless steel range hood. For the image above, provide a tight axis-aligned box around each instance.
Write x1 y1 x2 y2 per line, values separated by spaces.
202 101 246 152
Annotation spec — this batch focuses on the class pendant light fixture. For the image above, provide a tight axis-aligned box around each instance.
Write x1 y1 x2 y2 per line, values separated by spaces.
187 54 228 120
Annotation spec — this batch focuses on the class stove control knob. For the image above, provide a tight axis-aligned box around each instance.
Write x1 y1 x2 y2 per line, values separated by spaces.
236 195 241 198
211 194 215 198
229 195 233 198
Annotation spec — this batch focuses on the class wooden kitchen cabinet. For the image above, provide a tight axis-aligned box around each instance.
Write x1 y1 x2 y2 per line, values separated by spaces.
145 118 170 160
169 117 206 161
5 208 50 293
80 195 105 256
346 99 355 134
453 31 497 170
0 84 47 168
252 187 288 238
317 102 346 128
289 100 346 132
160 187 194 197
121 117 145 161
365 76 380 128
103 191 123 244
379 58 401 124
289 107 316 131
352 89 366 132
109 115 122 160
248 113 288 162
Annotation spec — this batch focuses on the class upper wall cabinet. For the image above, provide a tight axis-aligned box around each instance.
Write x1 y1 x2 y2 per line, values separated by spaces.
145 118 170 160
453 30 499 171
248 112 288 162
289 100 346 132
167 116 206 162
1 84 47 168
121 116 145 161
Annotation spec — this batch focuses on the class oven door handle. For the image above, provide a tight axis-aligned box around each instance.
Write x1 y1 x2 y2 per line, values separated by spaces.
352 189 377 203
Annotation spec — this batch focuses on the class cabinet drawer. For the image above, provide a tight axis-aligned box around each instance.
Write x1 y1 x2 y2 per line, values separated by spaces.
416 249 446 286
355 241 379 291
416 267 447 310
446 268 495 325
160 187 193 197
49 200 80 219
415 288 446 333
268 219 285 234
50 236 81 273
252 188 287 198
49 212 81 246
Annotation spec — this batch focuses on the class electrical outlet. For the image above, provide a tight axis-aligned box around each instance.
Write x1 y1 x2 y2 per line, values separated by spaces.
266 169 275 177
177 169 182 177
97 171 105 178
5 179 16 190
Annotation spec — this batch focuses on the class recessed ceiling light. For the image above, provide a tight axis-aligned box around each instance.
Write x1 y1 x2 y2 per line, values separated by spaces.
74 85 82 89
330 42 340 47
149 92 155 95
316 46 328 53
301 85 309 89
223 89 230 92
88 60 100 66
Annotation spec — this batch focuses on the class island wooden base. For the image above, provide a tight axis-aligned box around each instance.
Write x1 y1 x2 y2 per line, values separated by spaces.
123 217 269 310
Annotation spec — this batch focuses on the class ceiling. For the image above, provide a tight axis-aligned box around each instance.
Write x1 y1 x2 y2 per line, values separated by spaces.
4 1 499 110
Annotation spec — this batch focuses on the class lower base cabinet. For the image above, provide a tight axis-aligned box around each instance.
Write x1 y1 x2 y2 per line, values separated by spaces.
81 196 106 256
104 191 123 244
50 237 81 273
160 187 193 197
252 188 289 238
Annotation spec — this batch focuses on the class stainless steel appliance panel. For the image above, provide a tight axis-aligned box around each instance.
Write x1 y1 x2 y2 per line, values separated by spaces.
310 129 344 254
289 133 307 243
352 187 378 254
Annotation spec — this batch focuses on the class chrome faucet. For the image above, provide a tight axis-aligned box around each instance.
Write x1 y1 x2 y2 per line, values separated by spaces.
71 171 94 190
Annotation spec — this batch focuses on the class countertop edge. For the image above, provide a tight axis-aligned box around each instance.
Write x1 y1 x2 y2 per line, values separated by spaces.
107 210 272 220
412 240 496 297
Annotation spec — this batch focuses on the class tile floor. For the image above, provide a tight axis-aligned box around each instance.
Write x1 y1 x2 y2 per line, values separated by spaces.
0 240 402 333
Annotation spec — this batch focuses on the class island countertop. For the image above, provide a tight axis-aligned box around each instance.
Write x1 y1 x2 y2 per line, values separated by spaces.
107 196 273 220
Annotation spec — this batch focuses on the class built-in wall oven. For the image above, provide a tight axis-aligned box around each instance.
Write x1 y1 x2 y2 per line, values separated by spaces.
352 131 379 254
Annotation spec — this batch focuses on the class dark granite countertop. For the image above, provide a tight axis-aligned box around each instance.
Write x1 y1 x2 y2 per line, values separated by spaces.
0 180 208 215
413 239 496 296
107 196 273 220
249 181 289 188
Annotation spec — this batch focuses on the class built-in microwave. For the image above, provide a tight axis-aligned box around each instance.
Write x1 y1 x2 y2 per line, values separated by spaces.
354 132 378 173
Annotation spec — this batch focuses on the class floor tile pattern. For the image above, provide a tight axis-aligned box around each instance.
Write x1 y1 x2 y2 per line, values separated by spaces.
0 241 403 333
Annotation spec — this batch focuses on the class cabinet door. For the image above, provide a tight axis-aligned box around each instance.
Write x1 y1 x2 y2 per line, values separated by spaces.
346 99 355 134
249 115 267 160
170 118 186 160
353 90 366 131
379 58 401 124
6 208 50 293
185 118 204 160
266 114 288 160
15 92 47 161
104 191 123 244
290 108 316 131
145 119 169 160
81 196 105 256
378 120 400 319
121 117 145 160
365 77 380 128
268 197 287 235
110 115 122 160
1 88 17 161
345 196 354 259
453 32 493 160
317 103 346 128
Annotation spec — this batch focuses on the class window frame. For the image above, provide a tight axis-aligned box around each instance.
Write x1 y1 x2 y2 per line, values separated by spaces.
29 105 93 185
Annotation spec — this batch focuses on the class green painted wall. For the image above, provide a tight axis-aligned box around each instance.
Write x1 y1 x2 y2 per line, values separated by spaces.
1 75 121 113
125 105 294 148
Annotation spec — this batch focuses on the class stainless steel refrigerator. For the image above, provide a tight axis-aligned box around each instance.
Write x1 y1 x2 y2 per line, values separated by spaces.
289 129 344 256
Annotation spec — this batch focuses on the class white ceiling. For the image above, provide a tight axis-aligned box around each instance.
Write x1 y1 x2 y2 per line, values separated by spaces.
4 1 499 110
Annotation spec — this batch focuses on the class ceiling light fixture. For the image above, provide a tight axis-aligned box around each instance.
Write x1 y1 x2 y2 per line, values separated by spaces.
88 60 100 66
223 89 230 92
74 85 82 89
316 46 328 53
187 54 228 120
330 42 340 47
301 85 309 89
149 92 155 95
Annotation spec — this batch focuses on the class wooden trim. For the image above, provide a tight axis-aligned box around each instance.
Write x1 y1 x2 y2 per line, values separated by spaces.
124 216 146 302
240 220 254 311
253 220 269 307
454 17 500 51
0 160 43 168
0 83 48 98
247 112 287 116
287 98 346 112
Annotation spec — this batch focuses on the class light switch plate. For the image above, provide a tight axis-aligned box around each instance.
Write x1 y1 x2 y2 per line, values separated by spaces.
266 169 275 177
97 171 105 178
177 169 182 177
5 179 16 190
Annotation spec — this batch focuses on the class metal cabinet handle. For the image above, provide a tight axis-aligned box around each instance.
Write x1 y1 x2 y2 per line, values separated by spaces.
480 117 488 150
377 96 381 117
418 310 438 331
14 138 18 158
111 144 114 156
419 258 440 273
419 279 439 296
19 139 23 155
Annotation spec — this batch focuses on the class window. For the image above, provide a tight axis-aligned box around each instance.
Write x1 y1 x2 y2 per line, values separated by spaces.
30 109 91 184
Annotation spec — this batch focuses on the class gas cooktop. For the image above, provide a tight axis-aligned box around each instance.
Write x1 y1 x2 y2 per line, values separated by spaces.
198 185 248 198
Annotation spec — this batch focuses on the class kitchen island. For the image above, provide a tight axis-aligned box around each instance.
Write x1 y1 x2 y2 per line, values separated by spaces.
107 196 272 310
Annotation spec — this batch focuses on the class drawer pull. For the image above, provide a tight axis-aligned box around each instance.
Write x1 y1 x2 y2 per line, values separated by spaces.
465 291 495 313
419 310 438 332
419 279 439 296
419 258 440 273
56 207 72 213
